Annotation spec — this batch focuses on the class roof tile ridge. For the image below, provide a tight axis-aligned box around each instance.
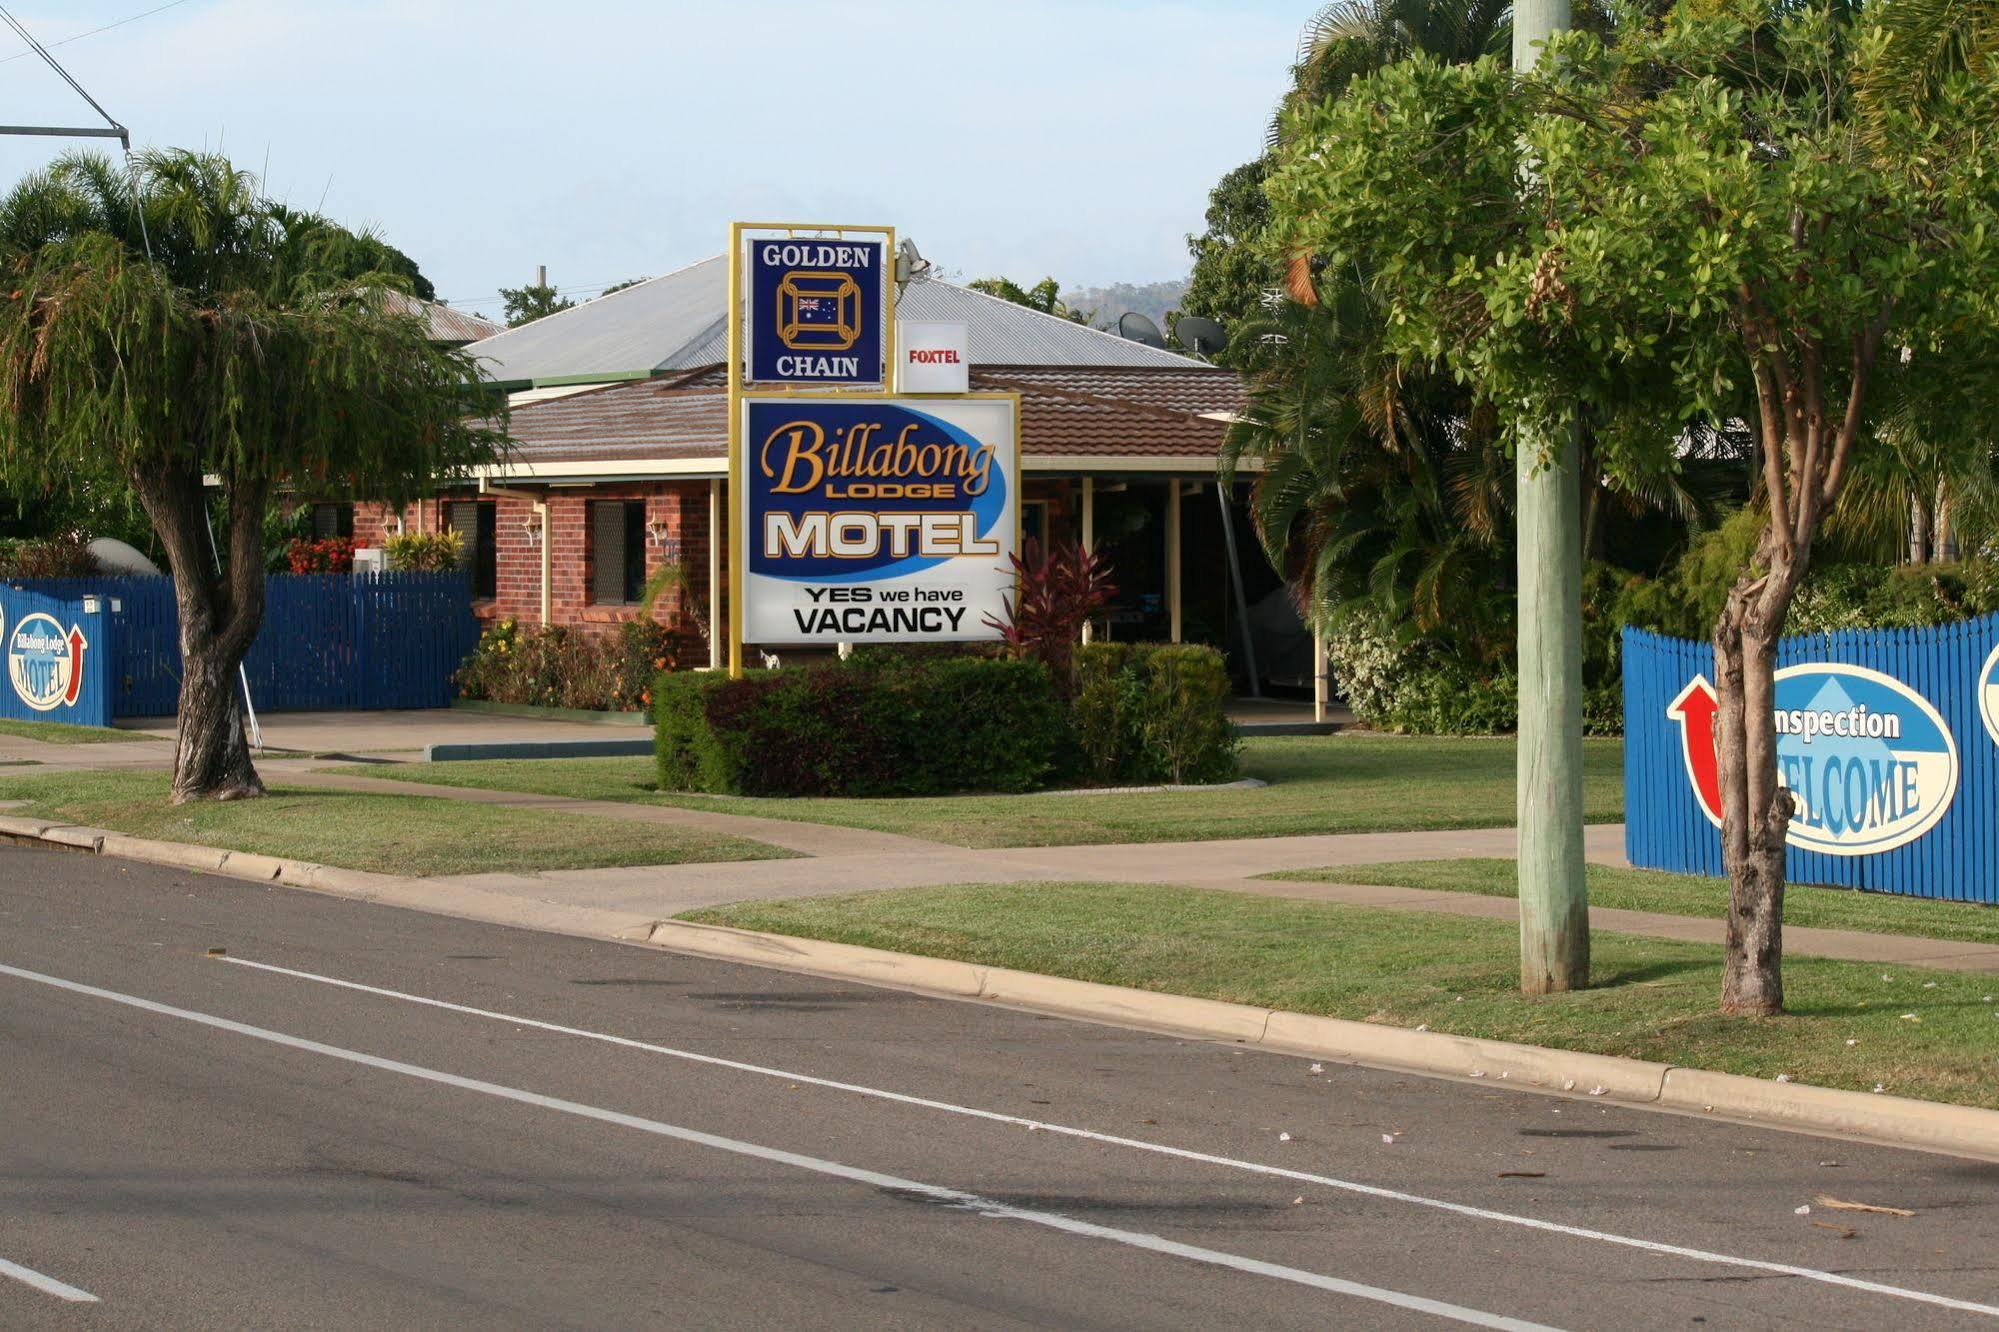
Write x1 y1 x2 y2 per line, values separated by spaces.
975 374 1227 427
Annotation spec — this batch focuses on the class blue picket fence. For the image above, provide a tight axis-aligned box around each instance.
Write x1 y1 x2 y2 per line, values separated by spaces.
0 583 115 726
1624 615 1999 901
4 572 479 717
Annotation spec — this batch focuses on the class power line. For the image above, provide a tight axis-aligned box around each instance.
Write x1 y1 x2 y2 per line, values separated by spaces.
0 4 128 146
0 0 193 65
439 278 641 306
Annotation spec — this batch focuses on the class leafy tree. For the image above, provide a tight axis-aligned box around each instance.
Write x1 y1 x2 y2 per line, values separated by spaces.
0 150 506 801
269 205 436 301
1268 1 1999 1012
1182 158 1279 340
967 276 1091 325
600 276 648 296
1185 0 1517 346
500 281 575 327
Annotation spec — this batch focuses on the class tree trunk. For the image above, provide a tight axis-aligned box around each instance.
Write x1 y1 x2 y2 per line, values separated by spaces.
131 463 269 803
1908 493 1931 565
1936 483 1958 562
1713 581 1792 1015
172 644 261 801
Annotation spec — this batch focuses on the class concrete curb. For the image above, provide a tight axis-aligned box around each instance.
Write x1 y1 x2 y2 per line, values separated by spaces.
6 813 1998 1163
640 919 1999 1163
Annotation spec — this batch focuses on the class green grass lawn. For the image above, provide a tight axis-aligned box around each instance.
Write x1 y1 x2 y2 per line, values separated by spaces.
0 768 793 877
689 881 1999 1108
329 735 1626 848
1270 859 1999 947
0 718 161 744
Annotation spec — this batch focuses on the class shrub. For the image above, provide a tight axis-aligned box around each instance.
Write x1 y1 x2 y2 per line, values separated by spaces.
986 539 1116 696
0 533 97 577
384 529 463 572
1320 606 1415 727
454 617 688 712
1073 642 1239 785
655 656 1066 797
1321 602 1532 736
286 535 355 573
1385 660 1518 736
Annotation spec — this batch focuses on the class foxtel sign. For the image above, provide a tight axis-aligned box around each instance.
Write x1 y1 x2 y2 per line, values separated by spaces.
739 394 1019 644
1668 664 1959 855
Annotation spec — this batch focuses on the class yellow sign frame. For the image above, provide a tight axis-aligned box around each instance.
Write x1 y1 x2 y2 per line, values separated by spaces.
727 221 897 676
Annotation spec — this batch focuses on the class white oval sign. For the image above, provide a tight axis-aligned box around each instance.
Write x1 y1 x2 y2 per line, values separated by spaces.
1668 662 1959 856
1981 638 1999 749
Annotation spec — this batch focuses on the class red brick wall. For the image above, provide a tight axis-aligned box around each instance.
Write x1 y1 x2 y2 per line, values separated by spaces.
355 480 721 655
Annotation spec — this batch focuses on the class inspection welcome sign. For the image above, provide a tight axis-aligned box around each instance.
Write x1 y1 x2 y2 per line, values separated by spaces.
739 393 1019 644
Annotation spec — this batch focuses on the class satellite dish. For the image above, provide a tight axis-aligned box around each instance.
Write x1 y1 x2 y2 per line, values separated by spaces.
1117 311 1167 349
1175 316 1228 357
86 536 159 575
896 238 931 286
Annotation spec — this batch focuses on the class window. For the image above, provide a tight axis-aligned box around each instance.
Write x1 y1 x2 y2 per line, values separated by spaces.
448 500 498 599
311 502 354 539
1022 499 1051 552
591 500 648 605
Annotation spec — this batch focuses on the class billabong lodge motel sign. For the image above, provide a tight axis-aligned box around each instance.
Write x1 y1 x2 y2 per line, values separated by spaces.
727 223 1020 673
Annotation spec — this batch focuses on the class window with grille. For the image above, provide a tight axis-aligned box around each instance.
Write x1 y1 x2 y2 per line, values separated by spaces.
448 500 498 599
591 500 647 605
311 502 354 539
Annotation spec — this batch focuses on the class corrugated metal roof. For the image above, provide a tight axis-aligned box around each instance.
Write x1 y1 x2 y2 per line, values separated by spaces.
895 281 1204 369
378 290 503 345
462 255 1208 384
466 255 728 385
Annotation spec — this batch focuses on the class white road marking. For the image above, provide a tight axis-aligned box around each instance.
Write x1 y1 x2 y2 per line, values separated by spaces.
0 962 1554 1332
220 954 1999 1320
0 1255 99 1303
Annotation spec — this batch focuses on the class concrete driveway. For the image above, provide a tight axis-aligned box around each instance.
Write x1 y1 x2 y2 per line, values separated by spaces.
111 708 647 759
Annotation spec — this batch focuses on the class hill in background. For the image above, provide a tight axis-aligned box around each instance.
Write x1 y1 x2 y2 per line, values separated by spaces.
1061 278 1188 330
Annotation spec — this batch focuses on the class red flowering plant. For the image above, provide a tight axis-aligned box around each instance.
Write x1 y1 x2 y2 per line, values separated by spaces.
284 536 356 573
983 538 1115 697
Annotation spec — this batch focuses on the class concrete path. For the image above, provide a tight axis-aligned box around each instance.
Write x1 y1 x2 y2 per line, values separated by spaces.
117 708 649 755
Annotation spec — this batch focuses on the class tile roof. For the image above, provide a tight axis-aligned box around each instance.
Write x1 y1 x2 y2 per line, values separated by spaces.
496 364 1238 472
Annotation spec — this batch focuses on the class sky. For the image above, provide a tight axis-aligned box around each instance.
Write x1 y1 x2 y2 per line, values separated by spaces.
0 1 1306 317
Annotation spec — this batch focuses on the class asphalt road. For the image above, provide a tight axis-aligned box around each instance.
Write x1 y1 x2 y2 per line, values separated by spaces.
2 843 1998 1330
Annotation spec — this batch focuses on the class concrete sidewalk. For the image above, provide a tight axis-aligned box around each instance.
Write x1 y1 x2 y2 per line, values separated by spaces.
12 740 1997 975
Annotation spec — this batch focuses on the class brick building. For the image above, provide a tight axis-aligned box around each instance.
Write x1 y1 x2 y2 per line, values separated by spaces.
352 258 1288 679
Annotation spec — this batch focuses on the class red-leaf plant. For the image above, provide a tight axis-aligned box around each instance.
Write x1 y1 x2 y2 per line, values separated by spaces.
983 538 1116 696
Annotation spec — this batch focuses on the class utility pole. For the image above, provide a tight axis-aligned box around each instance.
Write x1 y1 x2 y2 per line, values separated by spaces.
536 264 547 289
1513 0 1589 994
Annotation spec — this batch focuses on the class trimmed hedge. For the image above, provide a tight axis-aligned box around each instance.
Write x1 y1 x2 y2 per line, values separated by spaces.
655 656 1066 797
1074 643 1239 785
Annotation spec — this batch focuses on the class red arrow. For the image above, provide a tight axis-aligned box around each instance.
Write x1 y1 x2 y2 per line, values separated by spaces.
63 624 87 707
1667 674 1723 827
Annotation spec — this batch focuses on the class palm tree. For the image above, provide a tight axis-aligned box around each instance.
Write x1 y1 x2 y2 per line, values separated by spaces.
1858 0 1999 122
1269 0 1513 147
0 151 503 801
